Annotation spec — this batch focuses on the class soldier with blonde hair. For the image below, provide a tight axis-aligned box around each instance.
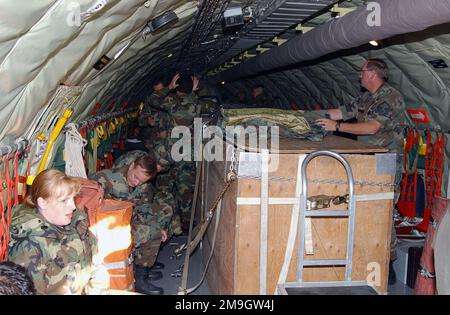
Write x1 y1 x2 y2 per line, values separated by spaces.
8 169 110 295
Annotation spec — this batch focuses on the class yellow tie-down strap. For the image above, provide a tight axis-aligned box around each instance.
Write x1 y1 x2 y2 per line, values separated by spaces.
27 108 73 185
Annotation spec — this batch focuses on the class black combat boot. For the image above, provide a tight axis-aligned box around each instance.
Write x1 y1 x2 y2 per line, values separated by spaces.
134 276 164 295
134 265 164 295
134 265 148 278
151 262 165 270
134 264 163 281
148 270 163 281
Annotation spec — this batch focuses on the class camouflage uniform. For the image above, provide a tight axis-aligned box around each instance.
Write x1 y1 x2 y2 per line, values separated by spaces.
113 150 147 169
8 205 109 295
146 122 184 236
251 94 274 107
338 83 411 191
138 88 171 149
113 149 174 193
115 149 181 237
89 164 174 268
338 83 412 261
149 93 204 229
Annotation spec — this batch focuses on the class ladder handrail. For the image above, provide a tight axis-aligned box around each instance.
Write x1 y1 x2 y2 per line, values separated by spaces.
297 150 356 282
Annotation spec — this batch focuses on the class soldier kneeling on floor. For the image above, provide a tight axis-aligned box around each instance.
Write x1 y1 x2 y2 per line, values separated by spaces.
89 153 175 295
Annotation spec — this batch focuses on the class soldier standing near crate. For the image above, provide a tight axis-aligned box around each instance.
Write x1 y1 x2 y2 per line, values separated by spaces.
145 113 185 238
148 72 204 233
89 154 173 295
138 72 194 234
250 84 274 107
302 58 413 285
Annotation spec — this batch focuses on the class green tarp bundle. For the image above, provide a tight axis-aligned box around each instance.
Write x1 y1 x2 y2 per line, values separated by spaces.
221 107 330 141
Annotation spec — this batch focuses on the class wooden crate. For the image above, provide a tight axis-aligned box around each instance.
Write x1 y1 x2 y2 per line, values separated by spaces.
201 135 395 295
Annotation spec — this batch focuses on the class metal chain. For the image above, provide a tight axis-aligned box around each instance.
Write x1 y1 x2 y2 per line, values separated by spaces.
229 146 237 174
309 178 394 187
237 174 394 187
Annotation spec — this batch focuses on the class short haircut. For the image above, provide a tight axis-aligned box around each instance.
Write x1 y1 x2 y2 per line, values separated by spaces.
152 75 167 87
25 169 81 207
133 155 157 176
366 58 389 81
0 261 36 295
176 73 193 94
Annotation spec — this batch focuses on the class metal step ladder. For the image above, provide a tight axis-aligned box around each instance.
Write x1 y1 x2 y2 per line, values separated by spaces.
278 150 379 295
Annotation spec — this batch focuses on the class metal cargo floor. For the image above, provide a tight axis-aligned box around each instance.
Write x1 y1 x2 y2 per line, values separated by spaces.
151 235 211 295
148 236 413 295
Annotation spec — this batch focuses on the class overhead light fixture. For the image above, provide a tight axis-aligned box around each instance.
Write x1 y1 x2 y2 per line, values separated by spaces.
93 54 111 70
145 10 178 34
369 40 379 46
221 81 226 85
222 7 244 34
167 53 173 58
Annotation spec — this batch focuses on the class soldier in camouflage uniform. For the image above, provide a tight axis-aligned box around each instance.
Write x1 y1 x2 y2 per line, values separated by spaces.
310 59 413 284
89 154 173 294
148 73 205 232
8 169 110 295
144 112 185 237
314 59 412 195
250 85 274 107
138 75 173 150
114 149 182 239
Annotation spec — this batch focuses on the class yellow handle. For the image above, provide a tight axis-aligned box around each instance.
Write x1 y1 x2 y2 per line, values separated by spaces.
418 135 427 156
96 125 105 138
109 120 116 134
37 133 46 141
36 108 73 176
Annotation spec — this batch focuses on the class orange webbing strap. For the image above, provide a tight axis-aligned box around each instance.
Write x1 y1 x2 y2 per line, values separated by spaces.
105 152 114 169
13 151 20 205
418 131 436 232
0 156 7 261
398 129 419 217
5 154 12 223
425 131 433 209
19 147 31 203
12 147 29 205
1 154 13 261
399 131 410 204
97 159 103 171
435 132 445 197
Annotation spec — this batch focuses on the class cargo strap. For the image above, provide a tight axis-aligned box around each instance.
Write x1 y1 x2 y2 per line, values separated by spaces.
103 255 134 270
275 154 306 294
37 108 73 177
0 156 6 261
260 149 269 294
0 152 16 261
417 131 445 232
178 159 203 294
178 153 236 295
